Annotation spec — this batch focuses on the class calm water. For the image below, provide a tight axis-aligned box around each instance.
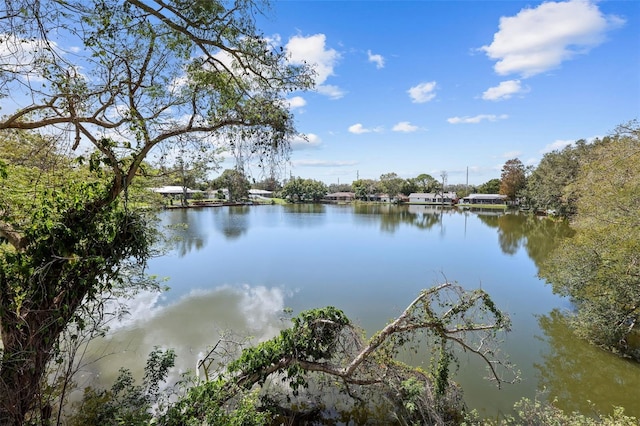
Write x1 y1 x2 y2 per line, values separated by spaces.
84 204 640 419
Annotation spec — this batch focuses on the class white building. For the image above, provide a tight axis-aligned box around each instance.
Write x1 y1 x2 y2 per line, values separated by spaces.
408 192 457 205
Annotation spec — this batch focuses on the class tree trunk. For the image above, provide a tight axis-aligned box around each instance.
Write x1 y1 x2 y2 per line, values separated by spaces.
0 311 63 425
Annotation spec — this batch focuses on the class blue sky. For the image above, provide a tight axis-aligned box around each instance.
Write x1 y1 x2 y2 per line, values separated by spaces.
249 0 639 186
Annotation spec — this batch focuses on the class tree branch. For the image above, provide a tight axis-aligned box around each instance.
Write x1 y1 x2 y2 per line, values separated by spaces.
0 222 27 251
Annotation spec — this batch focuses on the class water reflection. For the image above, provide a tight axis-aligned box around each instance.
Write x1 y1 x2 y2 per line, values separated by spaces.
84 205 639 419
216 205 251 240
84 285 288 390
353 203 444 233
535 309 640 417
283 203 327 214
282 203 327 228
477 213 574 266
164 209 208 256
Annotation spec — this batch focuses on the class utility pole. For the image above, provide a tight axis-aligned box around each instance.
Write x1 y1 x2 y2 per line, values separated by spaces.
440 170 447 206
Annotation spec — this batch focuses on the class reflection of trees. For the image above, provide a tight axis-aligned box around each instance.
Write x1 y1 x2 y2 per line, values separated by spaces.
283 203 326 215
535 309 640 416
218 206 250 240
353 204 442 234
281 203 327 228
523 217 574 268
476 213 573 268
166 209 208 257
494 214 524 255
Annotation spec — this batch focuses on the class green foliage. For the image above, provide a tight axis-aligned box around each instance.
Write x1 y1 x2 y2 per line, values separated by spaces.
499 158 526 201
352 178 379 200
477 178 501 194
447 183 475 199
379 172 404 200
467 398 638 425
68 348 176 426
160 380 270 426
524 141 590 215
327 182 353 193
158 307 350 425
0 0 312 421
281 177 328 202
227 307 349 391
212 169 251 202
540 121 640 359
412 173 439 193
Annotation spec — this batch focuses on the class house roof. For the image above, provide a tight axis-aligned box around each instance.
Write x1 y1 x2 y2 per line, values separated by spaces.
463 193 507 200
151 186 201 194
326 192 355 197
409 192 457 198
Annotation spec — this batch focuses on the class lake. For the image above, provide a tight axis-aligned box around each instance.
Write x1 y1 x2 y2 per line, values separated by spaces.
83 204 640 419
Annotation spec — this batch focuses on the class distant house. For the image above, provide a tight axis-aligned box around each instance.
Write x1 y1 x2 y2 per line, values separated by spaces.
408 192 457 205
325 192 356 202
249 189 273 200
459 193 507 207
151 185 204 199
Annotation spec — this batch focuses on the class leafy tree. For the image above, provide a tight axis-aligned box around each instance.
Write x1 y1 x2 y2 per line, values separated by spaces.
499 158 526 201
540 122 640 359
281 177 327 202
281 177 306 202
327 182 352 193
447 183 475 199
478 178 501 194
303 178 328 201
69 348 176 426
413 173 439 193
253 176 282 192
212 169 251 202
379 172 404 201
352 178 379 201
0 0 312 423
401 178 418 196
473 397 638 426
525 140 590 216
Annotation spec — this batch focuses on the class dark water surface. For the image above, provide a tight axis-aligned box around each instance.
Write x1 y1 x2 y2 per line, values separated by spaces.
86 204 640 419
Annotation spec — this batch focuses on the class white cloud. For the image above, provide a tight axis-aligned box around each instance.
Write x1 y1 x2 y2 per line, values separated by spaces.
539 139 575 153
367 50 385 69
292 159 357 167
348 123 368 134
285 33 343 98
447 114 509 124
348 123 383 134
286 96 307 109
481 0 625 77
316 84 345 100
392 121 418 133
290 133 321 150
0 33 63 82
408 81 437 103
482 80 529 101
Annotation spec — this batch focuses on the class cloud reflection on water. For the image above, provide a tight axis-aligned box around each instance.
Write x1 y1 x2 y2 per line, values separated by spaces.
80 284 289 391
